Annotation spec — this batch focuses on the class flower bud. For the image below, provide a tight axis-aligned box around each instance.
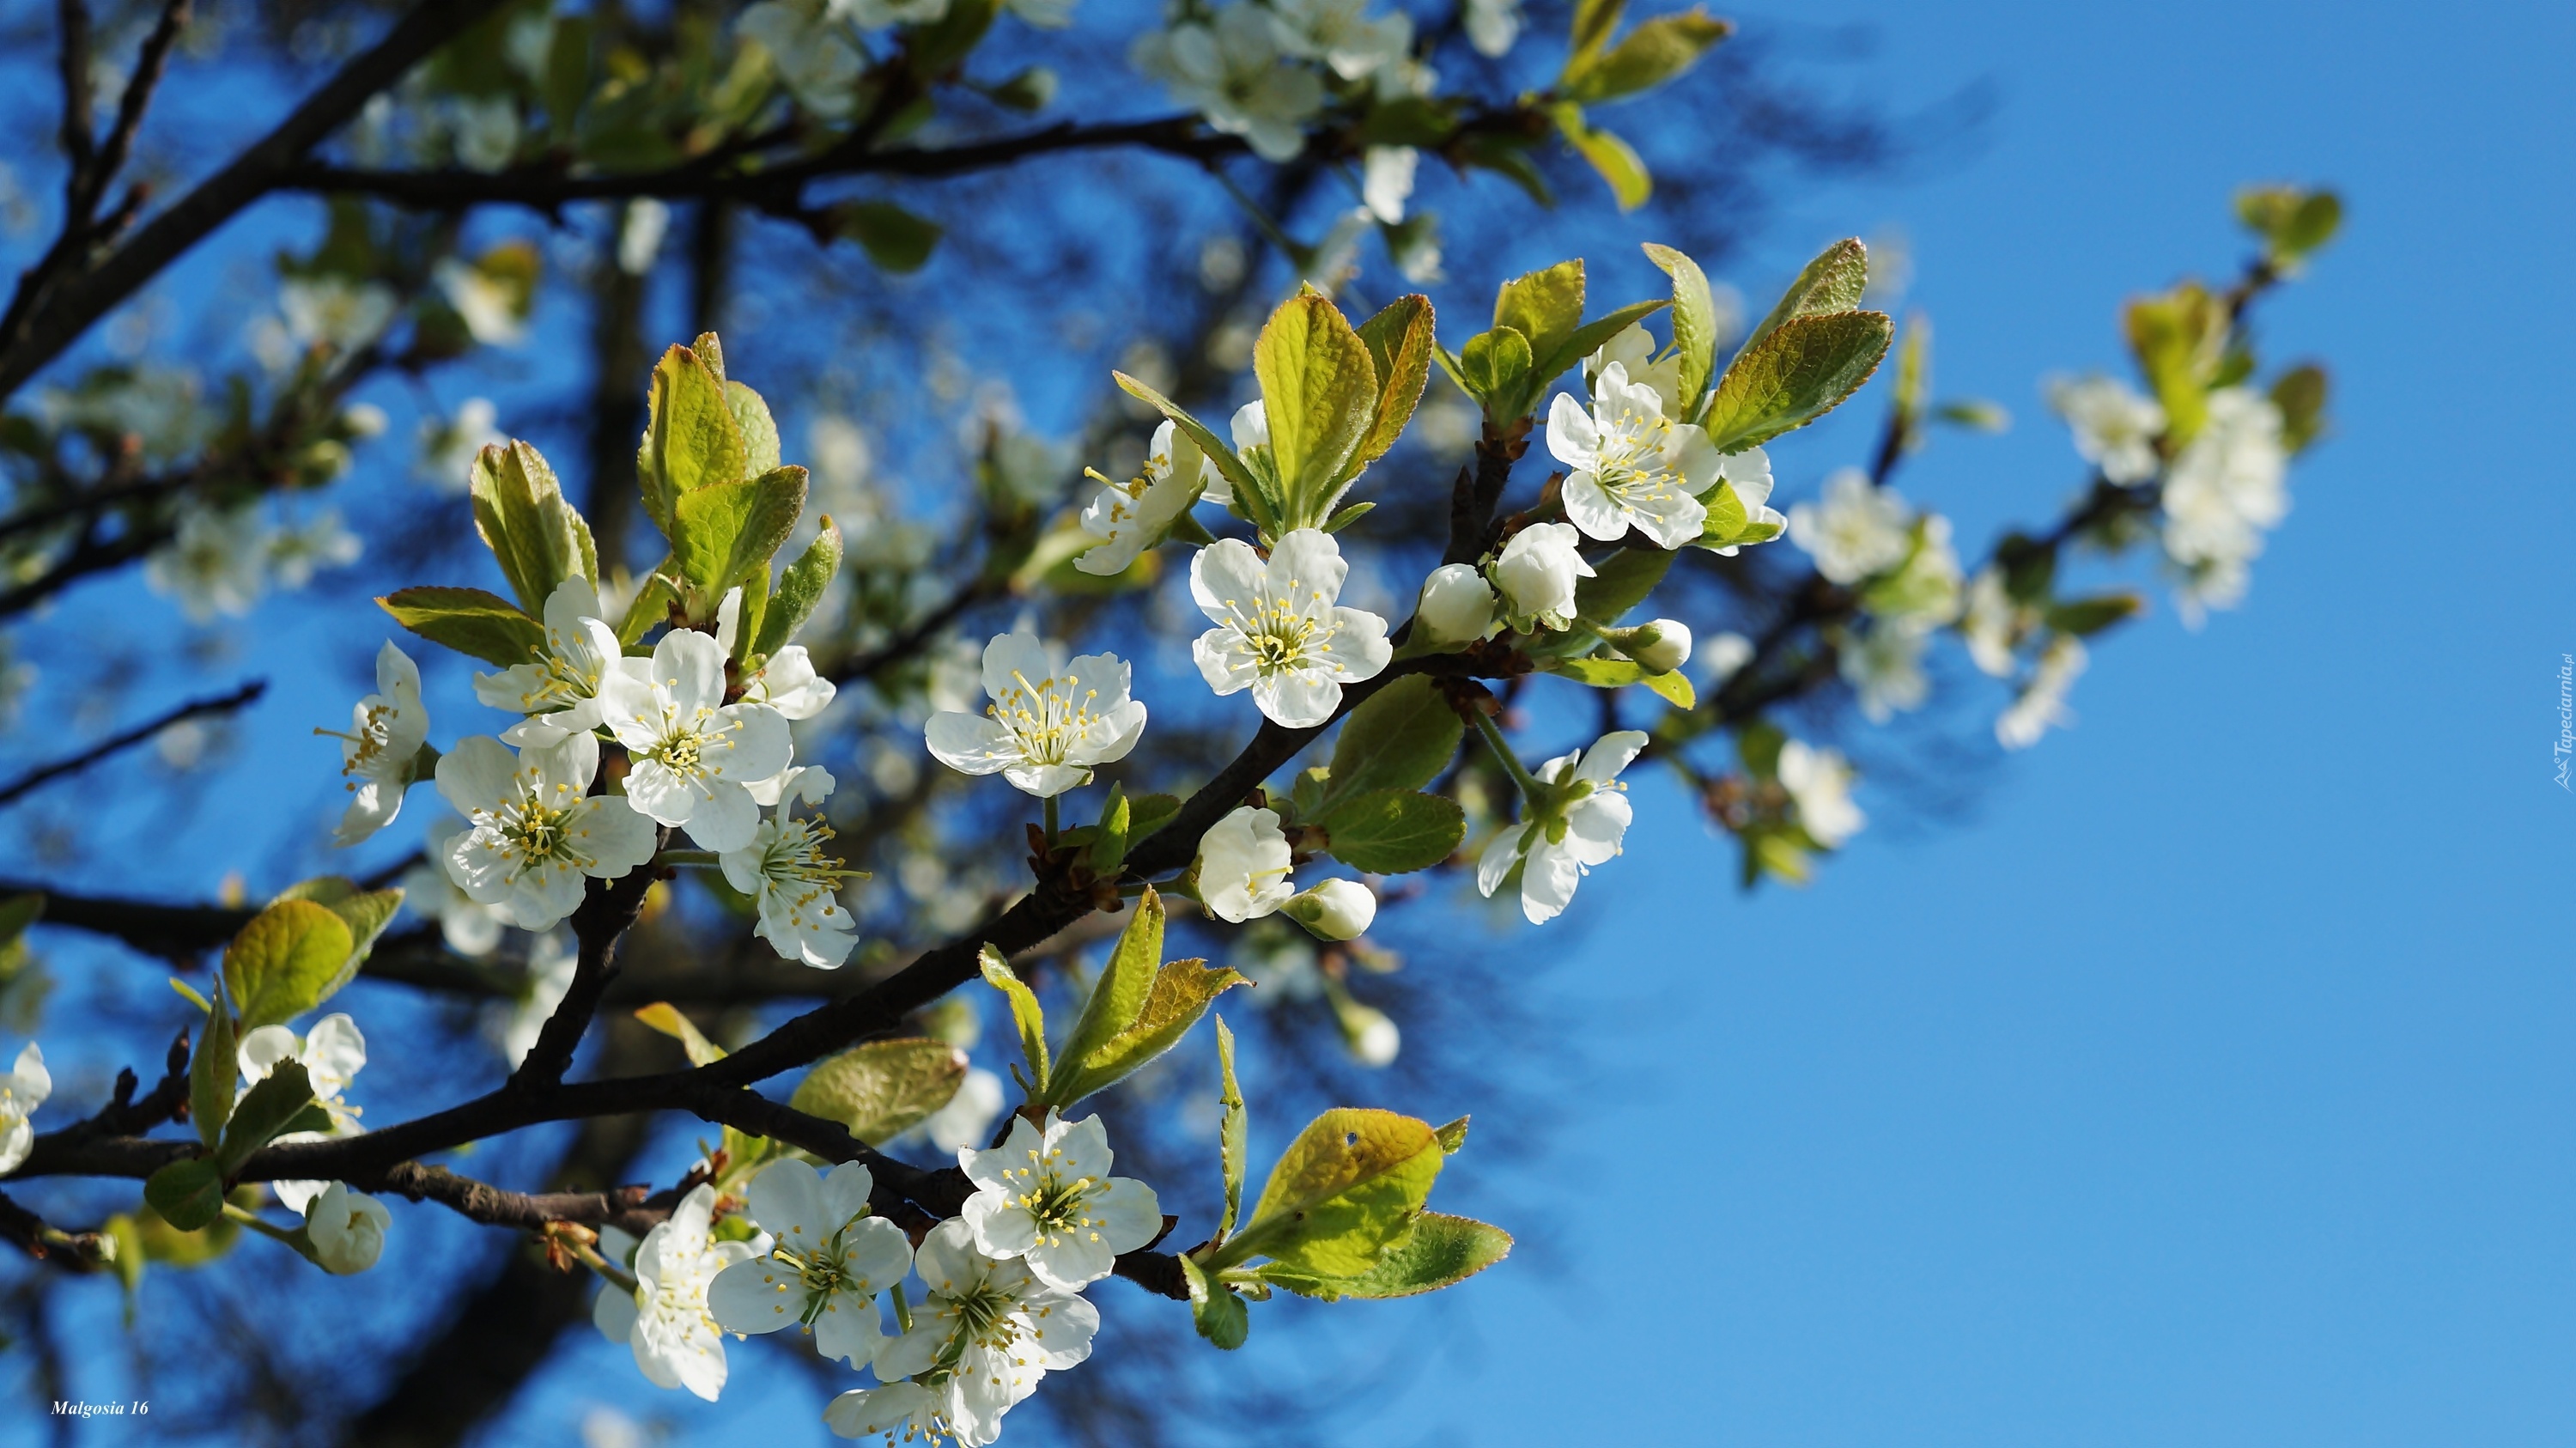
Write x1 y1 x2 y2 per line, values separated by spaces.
1603 618 1692 674
307 1182 389 1274
1336 998 1401 1066
1487 521 1594 630
1414 564 1497 643
1285 879 1376 941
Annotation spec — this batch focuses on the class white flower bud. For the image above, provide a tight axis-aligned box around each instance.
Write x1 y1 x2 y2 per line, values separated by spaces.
307 1182 389 1274
1414 563 1497 643
1285 879 1376 941
1338 1000 1400 1066
1487 521 1594 630
1627 618 1692 674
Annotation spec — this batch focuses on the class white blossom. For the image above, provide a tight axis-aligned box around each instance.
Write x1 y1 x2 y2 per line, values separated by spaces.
265 510 361 587
597 628 793 851
1703 447 1785 557
0 1043 48 1175
417 397 502 494
2160 387 2289 621
961 1112 1163 1291
1361 145 1418 223
927 631 1147 798
1133 8 1326 164
918 1066 1007 1155
1618 618 1692 675
1959 567 2028 678
434 733 659 932
434 258 526 345
1996 636 2088 751
488 928 577 1066
1583 324 1687 420
404 815 514 956
238 1013 367 1214
708 587 838 721
1777 739 1862 847
280 275 396 352
1463 0 1521 56
1549 362 1719 548
848 1218 1100 1445
1789 469 1914 584
146 503 270 622
1285 878 1376 940
1476 730 1645 924
325 642 428 847
593 1184 756 1401
1189 530 1390 727
1862 514 1965 630
1195 806 1294 922
1414 562 1497 643
306 1182 389 1274
708 1159 914 1367
1487 521 1595 631
1340 998 1400 1065
2045 374 2166 485
720 765 860 969
1700 630 1754 686
1839 620 1931 723
474 577 629 747
1270 0 1412 80
1073 421 1212 577
738 1 866 117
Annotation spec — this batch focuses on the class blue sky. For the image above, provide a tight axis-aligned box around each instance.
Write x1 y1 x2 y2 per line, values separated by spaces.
1365 0 2576 1443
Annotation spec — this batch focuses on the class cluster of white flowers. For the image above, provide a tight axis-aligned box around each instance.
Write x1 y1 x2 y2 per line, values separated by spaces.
232 1013 393 1273
1133 0 1411 164
2045 374 2166 485
145 500 361 624
1995 635 2087 751
1788 471 1962 724
2160 387 2290 620
0 1041 49 1176
592 1115 1151 1441
1194 805 1379 940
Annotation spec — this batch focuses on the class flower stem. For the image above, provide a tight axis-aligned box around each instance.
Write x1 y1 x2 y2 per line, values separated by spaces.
222 1202 322 1265
1468 709 1549 801
652 849 720 868
568 1235 639 1295
1042 794 1059 848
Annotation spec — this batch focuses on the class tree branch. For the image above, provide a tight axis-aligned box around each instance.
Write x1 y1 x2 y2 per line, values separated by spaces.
0 0 516 400
0 678 264 810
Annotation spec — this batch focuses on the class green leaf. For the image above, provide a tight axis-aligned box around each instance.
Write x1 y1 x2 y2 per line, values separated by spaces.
1568 0 1625 68
1056 886 1165 1077
832 200 944 274
1253 289 1379 526
1181 1255 1250 1348
671 465 809 601
1046 958 1247 1107
2044 593 2143 637
2123 282 2227 445
0 892 38 947
617 562 681 646
1744 238 1870 351
2269 363 2330 454
1324 676 1463 807
1111 373 1264 517
1575 546 1674 624
634 1002 726 1066
1546 103 1649 210
1532 298 1672 401
1560 9 1729 104
189 981 236 1151
467 440 594 616
1458 325 1534 412
1313 790 1465 875
1700 309 1895 452
143 1159 225 1233
1261 1212 1513 1300
1643 241 1719 410
1641 667 1695 708
377 587 544 669
1215 1014 1246 1244
270 878 403 1003
222 900 356 1032
213 1060 316 1176
1737 720 1786 779
1088 785 1133 874
1127 793 1182 845
1493 261 1585 373
1212 1108 1446 1275
726 380 781 477
751 520 842 659
637 341 748 535
1554 656 1644 688
1351 295 1435 476
790 1038 969 1144
2235 185 2342 261
1433 1116 1470 1153
979 946 1048 1098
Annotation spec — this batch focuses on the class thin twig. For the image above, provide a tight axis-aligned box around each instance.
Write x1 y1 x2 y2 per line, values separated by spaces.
0 678 264 810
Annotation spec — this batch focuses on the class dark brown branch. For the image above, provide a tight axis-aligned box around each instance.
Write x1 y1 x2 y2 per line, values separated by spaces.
55 0 94 185
77 0 192 227
282 115 1249 215
350 1161 657 1234
0 0 517 400
0 1189 112 1269
0 678 263 810
506 830 668 1092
